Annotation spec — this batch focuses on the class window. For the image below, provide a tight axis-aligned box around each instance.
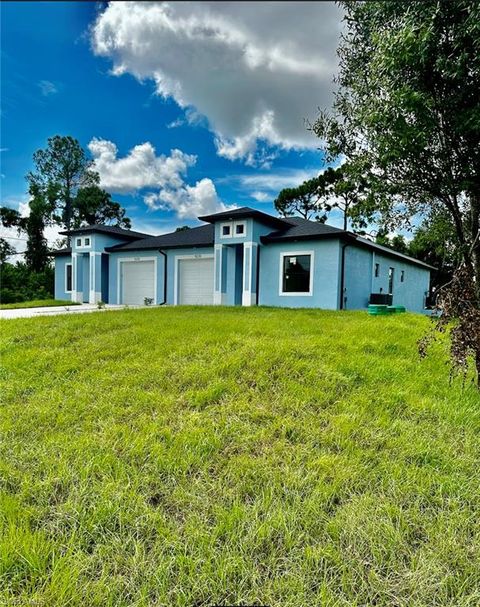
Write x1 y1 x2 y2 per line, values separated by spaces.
235 223 245 235
65 263 72 292
84 238 90 246
388 267 395 294
400 270 405 282
76 238 82 247
374 263 380 277
281 253 313 295
221 224 231 237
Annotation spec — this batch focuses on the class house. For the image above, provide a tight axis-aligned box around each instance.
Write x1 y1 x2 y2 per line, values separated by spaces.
51 207 433 311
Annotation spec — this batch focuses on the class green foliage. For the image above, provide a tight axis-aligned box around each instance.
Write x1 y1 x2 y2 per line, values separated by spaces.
0 307 479 606
312 0 480 283
274 163 372 230
73 185 131 229
0 239 16 264
0 263 54 303
28 135 98 232
274 176 325 220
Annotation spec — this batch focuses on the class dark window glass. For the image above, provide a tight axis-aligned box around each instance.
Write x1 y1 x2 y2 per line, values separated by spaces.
236 223 245 235
66 264 72 292
375 263 380 277
388 267 395 294
222 225 231 236
85 238 90 246
401 270 405 282
282 254 311 293
76 238 81 246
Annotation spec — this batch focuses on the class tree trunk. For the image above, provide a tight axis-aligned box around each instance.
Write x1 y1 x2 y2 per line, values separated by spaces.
471 195 480 302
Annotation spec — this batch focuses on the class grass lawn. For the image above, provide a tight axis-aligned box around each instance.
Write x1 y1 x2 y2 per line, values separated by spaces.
0 299 80 310
1 307 479 607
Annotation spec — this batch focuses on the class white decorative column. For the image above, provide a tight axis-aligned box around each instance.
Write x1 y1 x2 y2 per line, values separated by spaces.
213 244 227 305
242 242 258 306
89 252 103 304
71 253 79 303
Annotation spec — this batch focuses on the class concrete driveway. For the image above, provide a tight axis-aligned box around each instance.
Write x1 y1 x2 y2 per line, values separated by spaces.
0 303 131 320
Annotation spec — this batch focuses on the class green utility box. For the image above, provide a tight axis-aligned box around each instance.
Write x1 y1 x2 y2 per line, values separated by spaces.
368 304 391 315
387 305 406 313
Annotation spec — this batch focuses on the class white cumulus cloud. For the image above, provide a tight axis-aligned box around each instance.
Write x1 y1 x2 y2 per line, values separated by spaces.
145 177 232 220
91 1 342 164
89 138 229 220
88 138 196 194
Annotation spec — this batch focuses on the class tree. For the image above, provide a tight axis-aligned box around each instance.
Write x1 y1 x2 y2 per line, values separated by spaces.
0 239 16 265
408 210 459 289
175 226 191 232
375 230 409 255
274 164 371 229
23 184 54 272
73 185 131 229
312 0 480 382
274 176 326 220
322 164 371 231
28 136 98 233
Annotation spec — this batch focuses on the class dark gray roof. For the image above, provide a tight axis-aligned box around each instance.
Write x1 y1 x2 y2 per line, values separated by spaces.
353 236 436 270
59 224 152 240
106 224 214 251
262 217 434 270
48 247 72 257
261 216 345 242
199 206 289 229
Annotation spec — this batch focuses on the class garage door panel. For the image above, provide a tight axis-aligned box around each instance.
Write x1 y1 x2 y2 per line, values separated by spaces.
121 260 155 305
178 258 214 305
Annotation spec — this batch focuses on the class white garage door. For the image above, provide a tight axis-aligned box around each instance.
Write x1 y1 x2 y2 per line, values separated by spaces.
178 257 214 305
121 260 155 305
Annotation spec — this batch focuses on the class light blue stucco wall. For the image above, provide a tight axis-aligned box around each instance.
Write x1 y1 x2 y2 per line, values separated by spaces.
54 255 72 300
258 239 342 309
344 246 430 312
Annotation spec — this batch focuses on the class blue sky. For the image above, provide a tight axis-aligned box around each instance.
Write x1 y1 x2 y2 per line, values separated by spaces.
1 1 343 240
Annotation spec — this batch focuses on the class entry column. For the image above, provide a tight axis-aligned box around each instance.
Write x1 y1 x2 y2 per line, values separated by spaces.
213 244 227 305
242 242 258 306
89 252 103 304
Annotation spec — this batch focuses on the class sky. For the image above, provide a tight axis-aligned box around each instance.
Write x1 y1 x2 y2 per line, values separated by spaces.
1 1 344 249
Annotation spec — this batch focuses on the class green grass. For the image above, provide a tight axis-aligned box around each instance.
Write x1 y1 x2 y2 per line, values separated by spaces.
1 307 479 607
0 299 80 310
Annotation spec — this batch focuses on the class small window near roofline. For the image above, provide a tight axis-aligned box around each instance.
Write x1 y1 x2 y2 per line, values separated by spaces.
76 238 82 247
84 237 90 246
235 223 245 235
222 224 231 237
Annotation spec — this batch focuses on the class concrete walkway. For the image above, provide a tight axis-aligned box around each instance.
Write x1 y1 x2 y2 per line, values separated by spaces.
0 303 134 320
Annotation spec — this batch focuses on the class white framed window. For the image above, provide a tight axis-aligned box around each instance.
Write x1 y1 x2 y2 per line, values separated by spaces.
220 223 232 238
75 237 91 248
235 222 246 236
279 251 314 296
65 263 72 293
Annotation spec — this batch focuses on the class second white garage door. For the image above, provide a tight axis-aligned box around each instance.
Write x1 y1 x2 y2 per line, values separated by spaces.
178 257 214 305
121 260 155 305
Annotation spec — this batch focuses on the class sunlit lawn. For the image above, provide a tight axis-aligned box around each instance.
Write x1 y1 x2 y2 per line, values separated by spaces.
1 307 479 606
